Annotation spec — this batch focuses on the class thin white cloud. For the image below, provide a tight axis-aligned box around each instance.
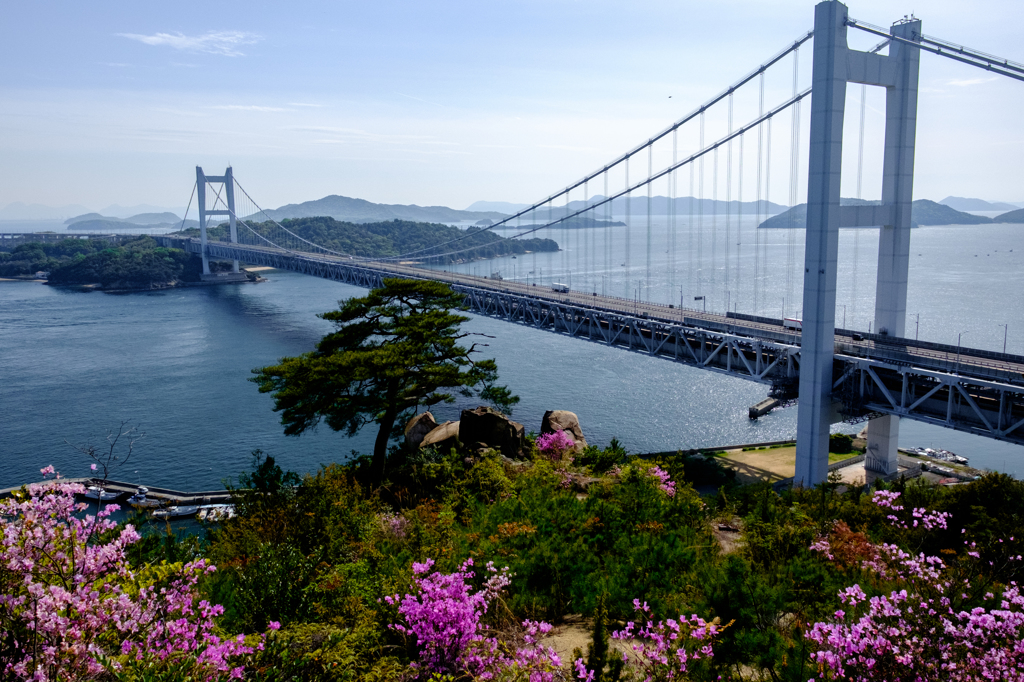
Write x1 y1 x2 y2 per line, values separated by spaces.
949 76 998 87
117 30 262 57
212 105 289 112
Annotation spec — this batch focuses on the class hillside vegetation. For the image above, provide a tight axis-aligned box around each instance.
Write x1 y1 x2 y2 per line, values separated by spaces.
188 216 559 262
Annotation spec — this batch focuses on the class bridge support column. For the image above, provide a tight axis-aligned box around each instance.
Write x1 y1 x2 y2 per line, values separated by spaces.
796 0 848 487
196 166 240 278
866 18 922 476
196 167 210 276
796 2 922 485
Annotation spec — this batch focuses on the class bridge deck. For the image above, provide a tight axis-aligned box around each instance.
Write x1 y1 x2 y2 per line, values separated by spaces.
156 236 1024 448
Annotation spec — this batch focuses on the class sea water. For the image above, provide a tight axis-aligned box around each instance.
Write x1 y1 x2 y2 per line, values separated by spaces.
2 217 1023 489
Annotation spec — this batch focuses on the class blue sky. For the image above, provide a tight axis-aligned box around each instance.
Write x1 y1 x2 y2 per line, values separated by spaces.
2 0 1022 214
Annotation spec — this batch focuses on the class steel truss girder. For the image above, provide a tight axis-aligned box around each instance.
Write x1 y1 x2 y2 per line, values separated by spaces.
179 240 1024 449
834 354 1024 447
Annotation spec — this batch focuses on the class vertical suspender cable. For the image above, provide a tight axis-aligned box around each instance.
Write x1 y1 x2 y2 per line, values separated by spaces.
688 152 695 298
764 116 774 315
736 130 744 308
670 127 678 301
624 156 631 297
697 111 705 299
725 94 733 303
712 140 719 310
852 82 868 328
646 144 653 301
754 72 765 314
787 47 801 319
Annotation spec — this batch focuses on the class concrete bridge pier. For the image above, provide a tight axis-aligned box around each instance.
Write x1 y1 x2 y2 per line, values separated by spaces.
795 0 922 486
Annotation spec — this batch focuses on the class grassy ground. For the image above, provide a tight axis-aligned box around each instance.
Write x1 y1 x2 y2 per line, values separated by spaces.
715 446 860 484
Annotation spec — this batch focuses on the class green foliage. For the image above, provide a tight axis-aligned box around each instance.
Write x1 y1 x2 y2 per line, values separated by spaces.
184 216 559 263
576 438 628 474
828 433 854 454
251 278 517 482
0 237 116 277
39 237 213 287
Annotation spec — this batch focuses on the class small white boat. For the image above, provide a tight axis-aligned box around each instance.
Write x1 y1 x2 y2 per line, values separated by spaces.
83 486 119 501
152 505 200 519
126 486 160 508
197 504 236 522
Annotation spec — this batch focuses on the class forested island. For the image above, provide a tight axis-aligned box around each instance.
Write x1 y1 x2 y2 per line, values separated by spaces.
182 216 559 263
0 237 241 289
759 198 998 229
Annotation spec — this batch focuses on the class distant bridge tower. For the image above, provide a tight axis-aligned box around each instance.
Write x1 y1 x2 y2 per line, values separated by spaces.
196 166 240 276
795 0 921 485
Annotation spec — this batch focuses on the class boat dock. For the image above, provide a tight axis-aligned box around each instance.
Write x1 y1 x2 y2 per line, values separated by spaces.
0 477 234 505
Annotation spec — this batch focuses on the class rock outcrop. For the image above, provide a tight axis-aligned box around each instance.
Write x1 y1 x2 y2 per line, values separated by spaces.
540 410 588 452
420 421 460 451
404 412 438 451
460 406 525 458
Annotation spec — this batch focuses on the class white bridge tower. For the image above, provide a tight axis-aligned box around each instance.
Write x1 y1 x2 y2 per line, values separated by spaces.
795 0 921 485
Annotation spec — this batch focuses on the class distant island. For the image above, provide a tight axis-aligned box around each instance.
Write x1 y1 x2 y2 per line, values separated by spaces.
478 215 626 229
64 211 198 232
250 195 508 224
757 198 1021 229
184 216 559 263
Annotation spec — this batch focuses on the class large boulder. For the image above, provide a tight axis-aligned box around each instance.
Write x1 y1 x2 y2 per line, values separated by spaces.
421 421 460 451
459 406 525 458
404 412 438 451
540 410 588 451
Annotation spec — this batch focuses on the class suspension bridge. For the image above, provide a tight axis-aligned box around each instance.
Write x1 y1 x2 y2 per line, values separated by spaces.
156 0 1024 485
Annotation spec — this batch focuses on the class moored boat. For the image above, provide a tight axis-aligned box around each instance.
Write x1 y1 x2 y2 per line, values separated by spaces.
152 505 200 519
83 486 120 501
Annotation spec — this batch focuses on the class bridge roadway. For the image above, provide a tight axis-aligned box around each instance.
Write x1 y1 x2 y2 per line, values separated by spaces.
159 236 1024 448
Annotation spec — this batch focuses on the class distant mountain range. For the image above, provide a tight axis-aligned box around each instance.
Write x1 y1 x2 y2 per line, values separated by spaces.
63 212 198 231
938 196 1023 212
253 195 507 224
513 195 789 221
759 198 1024 229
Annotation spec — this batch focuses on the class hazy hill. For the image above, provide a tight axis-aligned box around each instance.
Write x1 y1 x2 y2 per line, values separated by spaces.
65 213 113 225
123 212 183 225
256 195 507 224
760 199 991 229
517 195 788 222
939 196 1019 212
993 208 1024 223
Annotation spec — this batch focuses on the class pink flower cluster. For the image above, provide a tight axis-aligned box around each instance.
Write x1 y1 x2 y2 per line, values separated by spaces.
806 491 1024 681
385 558 561 679
379 512 410 540
871 489 950 530
649 466 676 497
574 599 718 680
0 468 260 680
537 430 576 461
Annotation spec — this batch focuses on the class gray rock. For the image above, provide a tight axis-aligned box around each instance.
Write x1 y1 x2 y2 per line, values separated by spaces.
421 421 460 451
540 410 588 451
404 412 438 451
460 406 525 458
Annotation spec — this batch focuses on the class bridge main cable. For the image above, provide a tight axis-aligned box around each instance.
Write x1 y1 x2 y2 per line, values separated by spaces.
386 30 814 261
401 86 813 263
847 18 1024 83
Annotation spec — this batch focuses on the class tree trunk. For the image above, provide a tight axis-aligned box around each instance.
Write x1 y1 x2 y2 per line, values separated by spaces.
371 406 398 484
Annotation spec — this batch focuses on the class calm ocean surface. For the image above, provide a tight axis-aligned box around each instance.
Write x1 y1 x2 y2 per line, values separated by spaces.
2 217 1023 489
